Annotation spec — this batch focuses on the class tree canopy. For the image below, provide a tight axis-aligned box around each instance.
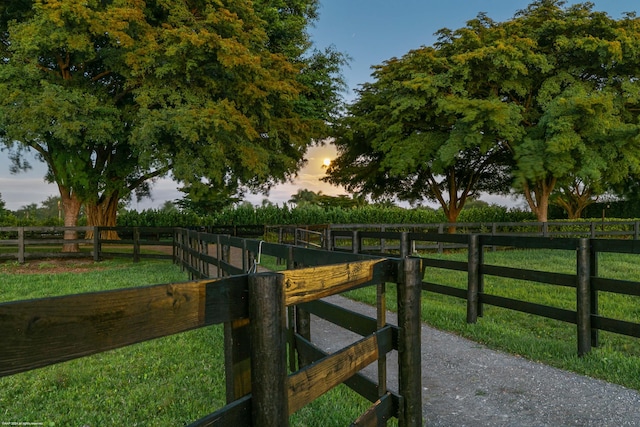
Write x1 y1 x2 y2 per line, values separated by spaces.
0 0 346 234
325 0 640 222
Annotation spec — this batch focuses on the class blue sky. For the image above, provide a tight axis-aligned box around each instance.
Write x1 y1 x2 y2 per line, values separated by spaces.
1 0 638 210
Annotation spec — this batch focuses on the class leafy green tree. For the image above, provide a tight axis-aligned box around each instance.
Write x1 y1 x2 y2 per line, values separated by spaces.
160 201 179 215
326 1 640 223
0 0 346 246
441 1 640 221
324 34 514 224
38 195 63 222
289 188 322 206
175 184 240 216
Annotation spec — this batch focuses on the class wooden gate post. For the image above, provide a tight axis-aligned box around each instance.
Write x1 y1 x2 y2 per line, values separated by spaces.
467 234 480 323
133 227 140 263
93 226 100 262
18 227 25 264
400 232 410 258
249 273 288 427
224 318 252 403
398 257 423 427
589 239 599 347
577 238 592 356
352 230 360 254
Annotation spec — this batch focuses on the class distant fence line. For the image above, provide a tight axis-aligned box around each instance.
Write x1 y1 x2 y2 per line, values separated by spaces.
328 230 640 356
0 226 175 263
268 220 640 252
2 220 640 263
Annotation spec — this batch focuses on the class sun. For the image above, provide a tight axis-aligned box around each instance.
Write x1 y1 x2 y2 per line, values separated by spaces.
322 158 332 167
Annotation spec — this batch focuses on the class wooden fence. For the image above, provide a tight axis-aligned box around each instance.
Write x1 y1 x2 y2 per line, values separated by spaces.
0 228 423 426
326 230 640 356
0 226 175 263
267 220 640 253
2 221 640 263
173 228 423 425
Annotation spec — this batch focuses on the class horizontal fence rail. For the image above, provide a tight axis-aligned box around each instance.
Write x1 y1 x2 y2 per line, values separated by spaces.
324 229 640 356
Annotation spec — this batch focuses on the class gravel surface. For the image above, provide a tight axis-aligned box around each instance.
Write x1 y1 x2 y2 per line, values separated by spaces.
311 295 640 427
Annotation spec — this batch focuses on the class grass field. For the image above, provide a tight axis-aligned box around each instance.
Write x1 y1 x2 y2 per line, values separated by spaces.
3 248 640 425
0 258 376 426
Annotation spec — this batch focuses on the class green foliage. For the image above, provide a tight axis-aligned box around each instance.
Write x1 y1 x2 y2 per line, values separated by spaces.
326 0 640 222
0 0 348 229
112 204 538 227
457 205 535 223
288 188 368 209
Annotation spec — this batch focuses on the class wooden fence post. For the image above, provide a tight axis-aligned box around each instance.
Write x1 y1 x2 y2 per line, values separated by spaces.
224 318 252 403
16 227 25 264
589 239 599 347
577 238 592 356
215 234 221 278
352 230 360 254
93 226 100 262
324 224 332 250
290 246 311 368
377 281 387 397
249 273 288 427
171 229 177 265
398 257 423 427
400 232 410 259
467 234 480 323
133 227 140 263
242 239 248 272
491 223 497 252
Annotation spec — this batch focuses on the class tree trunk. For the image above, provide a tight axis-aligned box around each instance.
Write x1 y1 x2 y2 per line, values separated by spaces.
85 192 120 240
59 189 82 253
522 177 557 223
553 184 595 219
445 205 461 233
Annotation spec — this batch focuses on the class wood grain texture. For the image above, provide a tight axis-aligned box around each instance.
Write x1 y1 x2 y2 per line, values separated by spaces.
287 332 379 415
0 277 249 377
351 393 394 427
281 259 385 306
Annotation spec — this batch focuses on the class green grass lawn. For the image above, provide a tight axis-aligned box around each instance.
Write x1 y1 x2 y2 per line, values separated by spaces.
0 258 376 426
4 247 640 425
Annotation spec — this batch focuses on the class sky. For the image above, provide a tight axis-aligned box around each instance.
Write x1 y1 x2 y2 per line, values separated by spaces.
1 0 638 211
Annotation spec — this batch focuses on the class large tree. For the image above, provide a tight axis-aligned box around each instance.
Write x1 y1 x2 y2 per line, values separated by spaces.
0 0 346 245
326 1 640 223
324 27 516 224
439 1 640 221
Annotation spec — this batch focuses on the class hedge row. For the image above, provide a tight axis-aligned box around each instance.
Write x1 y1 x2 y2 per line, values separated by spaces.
2 202 636 228
114 205 536 228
